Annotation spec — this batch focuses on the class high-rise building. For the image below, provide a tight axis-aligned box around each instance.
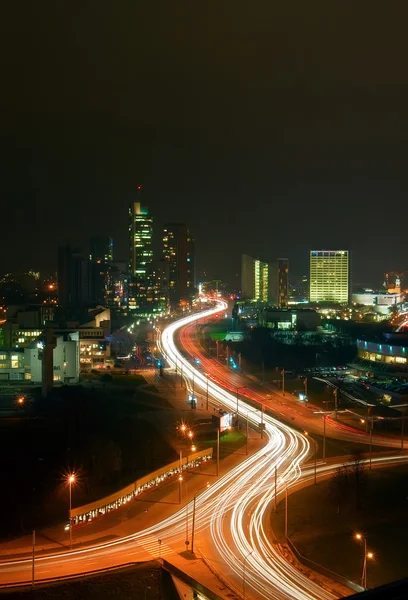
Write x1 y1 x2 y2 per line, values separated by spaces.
277 258 289 308
146 259 169 314
58 246 89 306
89 236 113 263
309 250 349 304
241 254 269 302
163 223 195 307
89 236 114 304
128 198 153 312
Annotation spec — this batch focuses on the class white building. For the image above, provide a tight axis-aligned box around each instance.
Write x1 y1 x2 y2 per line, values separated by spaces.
24 332 80 384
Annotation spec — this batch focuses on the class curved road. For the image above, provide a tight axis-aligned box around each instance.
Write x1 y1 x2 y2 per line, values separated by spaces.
0 301 406 600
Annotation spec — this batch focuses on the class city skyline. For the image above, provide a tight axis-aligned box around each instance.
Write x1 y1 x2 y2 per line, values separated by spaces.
1 4 408 284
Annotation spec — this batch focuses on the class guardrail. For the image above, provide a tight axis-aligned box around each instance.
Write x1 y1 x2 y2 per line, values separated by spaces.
162 558 229 600
286 536 364 594
197 548 242 599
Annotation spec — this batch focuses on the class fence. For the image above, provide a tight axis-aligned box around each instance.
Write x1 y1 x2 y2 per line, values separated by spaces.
71 447 213 525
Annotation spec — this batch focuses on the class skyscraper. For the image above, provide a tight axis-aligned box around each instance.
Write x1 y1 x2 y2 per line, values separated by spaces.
89 236 114 304
57 246 89 306
128 198 153 312
163 223 195 307
277 258 289 308
241 254 269 302
89 236 113 263
146 259 169 314
309 250 349 304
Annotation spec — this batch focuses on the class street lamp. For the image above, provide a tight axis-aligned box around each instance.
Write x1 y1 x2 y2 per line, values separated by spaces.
243 549 254 599
304 432 317 484
355 533 373 589
67 473 76 549
236 387 246 416
191 482 210 553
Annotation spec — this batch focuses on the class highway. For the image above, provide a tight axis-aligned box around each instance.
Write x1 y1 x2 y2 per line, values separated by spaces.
0 300 407 599
177 319 404 450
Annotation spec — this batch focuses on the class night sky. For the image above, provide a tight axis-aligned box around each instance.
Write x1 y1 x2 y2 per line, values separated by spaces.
1 2 408 287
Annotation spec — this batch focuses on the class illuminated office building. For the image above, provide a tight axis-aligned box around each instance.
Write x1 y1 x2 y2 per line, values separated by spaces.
241 254 269 302
128 196 153 312
309 250 349 304
163 223 195 307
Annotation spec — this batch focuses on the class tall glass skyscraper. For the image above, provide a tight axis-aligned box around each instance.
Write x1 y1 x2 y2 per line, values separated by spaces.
128 199 153 311
309 250 349 304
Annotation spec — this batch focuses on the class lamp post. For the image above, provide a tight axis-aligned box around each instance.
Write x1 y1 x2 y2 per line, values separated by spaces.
236 387 246 417
67 473 75 550
217 428 220 476
304 432 317 485
243 549 253 600
355 533 373 589
191 482 210 554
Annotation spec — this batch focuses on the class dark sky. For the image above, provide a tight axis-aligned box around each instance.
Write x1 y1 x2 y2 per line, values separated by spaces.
1 1 408 287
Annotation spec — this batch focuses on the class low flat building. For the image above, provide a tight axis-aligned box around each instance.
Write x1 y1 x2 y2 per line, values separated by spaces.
259 308 320 331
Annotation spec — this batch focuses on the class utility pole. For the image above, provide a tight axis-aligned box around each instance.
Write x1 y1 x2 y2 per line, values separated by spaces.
32 530 35 589
274 466 277 512
191 495 196 554
333 388 338 419
217 428 220 477
313 438 317 485
246 414 249 455
304 377 308 406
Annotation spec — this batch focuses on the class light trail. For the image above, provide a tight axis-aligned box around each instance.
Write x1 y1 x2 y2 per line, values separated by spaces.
1 300 407 599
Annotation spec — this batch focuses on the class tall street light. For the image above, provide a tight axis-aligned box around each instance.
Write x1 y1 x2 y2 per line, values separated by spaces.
304 431 317 484
355 532 374 589
191 482 210 553
67 473 76 550
243 549 254 599
236 387 246 416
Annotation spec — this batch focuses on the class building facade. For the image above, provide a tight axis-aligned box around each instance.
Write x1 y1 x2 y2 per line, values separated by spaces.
128 201 153 312
163 223 195 307
241 254 269 303
277 258 289 308
309 250 349 304
58 246 89 306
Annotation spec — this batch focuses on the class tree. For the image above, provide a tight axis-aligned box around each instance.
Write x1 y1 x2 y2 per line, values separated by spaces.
328 465 350 514
348 448 366 510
